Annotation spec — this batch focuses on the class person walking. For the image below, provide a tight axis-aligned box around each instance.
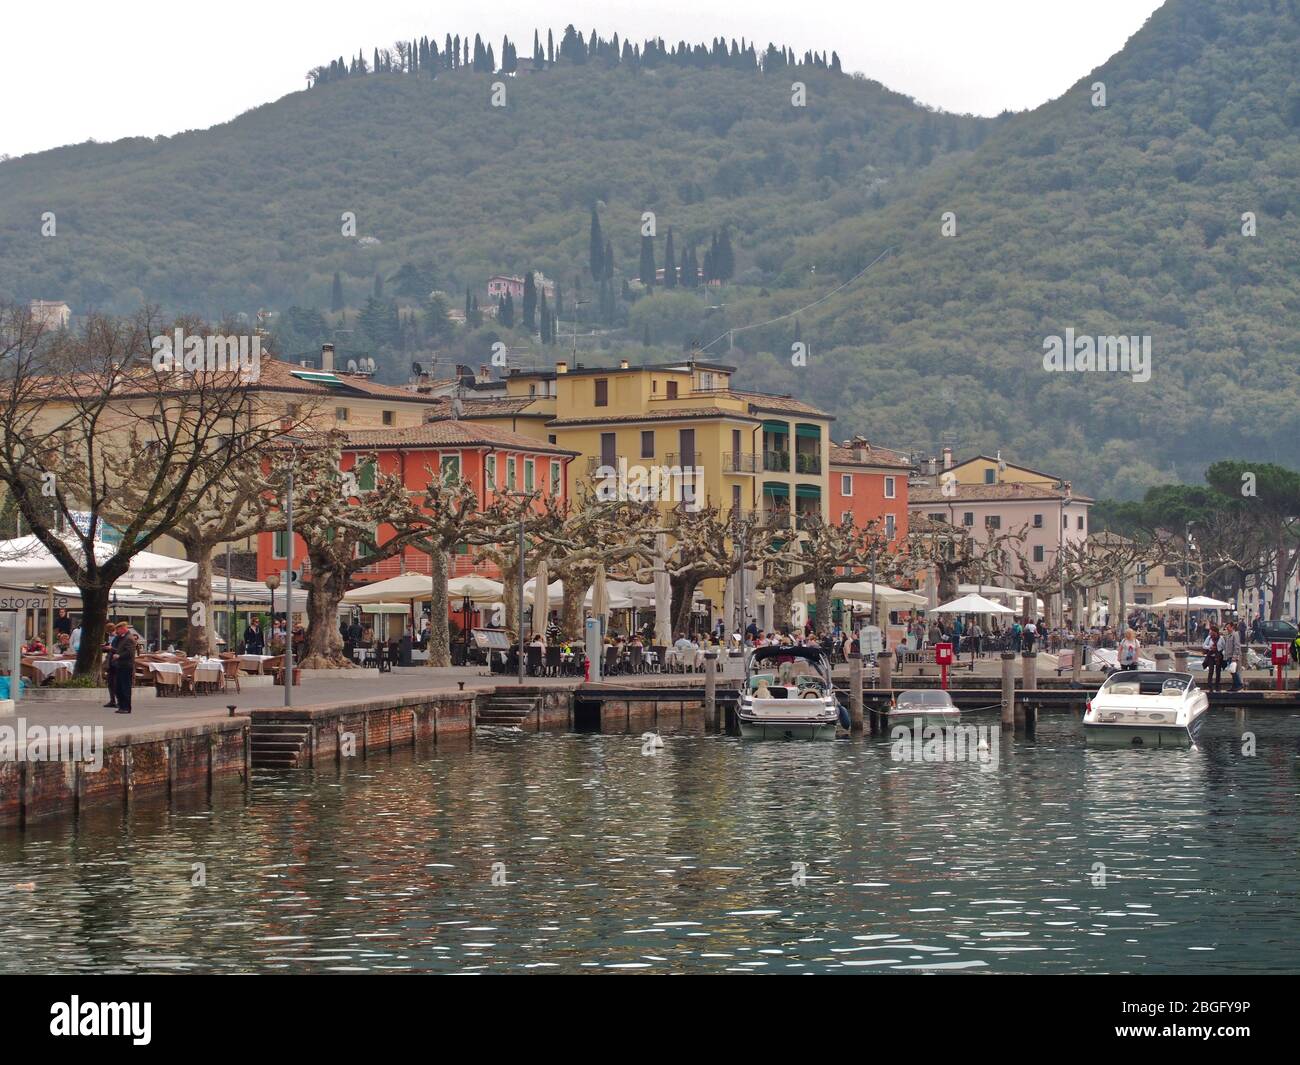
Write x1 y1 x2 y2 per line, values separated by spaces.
1221 624 1242 692
1022 617 1037 654
111 621 137 714
243 615 265 655
1202 625 1224 692
1117 628 1141 671
102 623 120 709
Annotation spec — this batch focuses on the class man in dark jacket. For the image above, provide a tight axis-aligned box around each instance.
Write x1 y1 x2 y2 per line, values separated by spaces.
243 616 265 655
112 622 136 714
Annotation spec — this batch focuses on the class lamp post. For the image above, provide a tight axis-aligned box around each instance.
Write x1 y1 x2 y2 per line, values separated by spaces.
264 571 280 633
284 466 294 707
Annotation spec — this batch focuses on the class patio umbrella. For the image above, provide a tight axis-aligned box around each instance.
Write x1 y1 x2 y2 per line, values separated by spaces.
590 563 609 637
0 533 199 583
831 581 928 606
522 576 564 606
447 575 505 604
653 532 673 646
764 586 775 631
343 572 436 604
930 593 1015 615
531 559 549 635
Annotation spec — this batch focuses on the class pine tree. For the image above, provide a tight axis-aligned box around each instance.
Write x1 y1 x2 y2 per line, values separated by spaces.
331 271 344 313
522 272 537 331
588 207 604 282
663 228 677 287
639 233 656 288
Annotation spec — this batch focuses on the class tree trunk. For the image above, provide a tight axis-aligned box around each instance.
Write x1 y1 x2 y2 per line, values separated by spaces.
301 560 351 667
814 580 833 633
500 564 520 634
937 564 959 604
557 570 586 638
185 542 217 656
74 583 111 678
670 574 697 635
426 548 450 667
773 585 793 633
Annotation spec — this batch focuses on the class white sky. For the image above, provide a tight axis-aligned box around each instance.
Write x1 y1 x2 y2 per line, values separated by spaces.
2 0 1164 159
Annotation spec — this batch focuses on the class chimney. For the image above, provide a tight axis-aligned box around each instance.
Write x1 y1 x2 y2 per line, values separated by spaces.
852 435 868 463
619 358 630 370
942 446 953 471
556 361 568 374
320 343 334 372
478 364 490 384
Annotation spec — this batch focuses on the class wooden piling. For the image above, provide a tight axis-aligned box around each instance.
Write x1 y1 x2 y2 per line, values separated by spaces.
1072 639 1084 685
848 654 864 733
1001 652 1016 731
879 650 893 693
704 652 719 732
1018 652 1036 731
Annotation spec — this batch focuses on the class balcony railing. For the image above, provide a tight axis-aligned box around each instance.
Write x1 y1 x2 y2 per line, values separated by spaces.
722 452 758 473
664 451 699 468
587 455 620 474
763 450 790 472
795 453 822 475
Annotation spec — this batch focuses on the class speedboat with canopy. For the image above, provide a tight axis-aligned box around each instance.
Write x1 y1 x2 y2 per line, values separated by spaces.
738 644 846 740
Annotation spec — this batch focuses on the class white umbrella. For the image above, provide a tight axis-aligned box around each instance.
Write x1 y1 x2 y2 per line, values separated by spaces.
531 559 549 635
653 532 673 647
930 593 1015 615
763 586 775 630
447 575 505 604
522 576 564 606
0 534 199 583
1151 595 1231 610
343 572 437 604
590 564 609 636
832 580 928 606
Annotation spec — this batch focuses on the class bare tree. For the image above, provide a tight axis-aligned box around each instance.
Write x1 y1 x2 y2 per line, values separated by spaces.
0 304 291 675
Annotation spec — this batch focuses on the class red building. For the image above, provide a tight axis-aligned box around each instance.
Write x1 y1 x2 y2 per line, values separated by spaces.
828 436 913 545
255 422 578 587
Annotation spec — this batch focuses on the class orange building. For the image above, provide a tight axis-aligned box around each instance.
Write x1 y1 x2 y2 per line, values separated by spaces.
828 436 913 546
255 421 578 586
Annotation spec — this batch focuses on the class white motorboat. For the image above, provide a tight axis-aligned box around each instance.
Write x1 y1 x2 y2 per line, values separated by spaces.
1089 646 1157 673
887 689 961 729
1083 670 1208 747
738 645 845 740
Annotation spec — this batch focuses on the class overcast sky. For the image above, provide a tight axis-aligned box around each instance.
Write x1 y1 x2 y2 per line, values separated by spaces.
3 0 1164 159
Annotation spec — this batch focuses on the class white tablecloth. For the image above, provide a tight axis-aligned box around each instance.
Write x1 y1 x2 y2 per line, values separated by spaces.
238 655 275 672
30 659 73 679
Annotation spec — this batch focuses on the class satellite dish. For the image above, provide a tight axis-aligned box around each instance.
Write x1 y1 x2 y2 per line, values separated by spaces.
347 358 358 372
366 357 376 372
412 361 424 377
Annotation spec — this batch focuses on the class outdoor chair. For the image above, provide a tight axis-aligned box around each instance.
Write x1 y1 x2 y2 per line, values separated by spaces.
650 645 667 674
526 646 543 677
544 646 562 677
603 646 620 677
627 645 644 673
220 657 241 693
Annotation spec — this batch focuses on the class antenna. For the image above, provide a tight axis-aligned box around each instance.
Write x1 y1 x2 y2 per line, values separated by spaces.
347 358 358 373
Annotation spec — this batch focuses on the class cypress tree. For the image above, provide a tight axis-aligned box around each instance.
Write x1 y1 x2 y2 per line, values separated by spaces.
551 310 559 345
331 271 344 312
717 227 735 281
663 229 677 287
603 239 614 281
547 29 554 65
639 233 656 288
588 207 604 282
465 288 472 321
538 291 550 342
522 272 537 330
373 271 383 299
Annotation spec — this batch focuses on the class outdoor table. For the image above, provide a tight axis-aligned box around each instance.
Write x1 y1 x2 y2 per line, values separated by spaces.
193 658 224 688
237 654 275 674
352 647 377 667
29 659 73 682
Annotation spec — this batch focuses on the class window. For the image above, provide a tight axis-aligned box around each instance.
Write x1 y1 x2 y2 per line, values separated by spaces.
357 527 379 559
273 531 288 559
667 380 678 400
884 476 896 499
548 434 557 444
335 407 349 422
885 514 896 539
962 512 974 527
355 460 376 491
594 379 608 407
550 460 561 496
600 432 616 468
1033 513 1043 528
1077 515 1084 530
382 410 395 426
929 512 946 522
485 455 496 489
841 474 853 496
440 454 461 483
506 457 516 489
1062 514 1069 530
1033 545 1044 563
984 468 995 484
641 430 655 459
652 380 658 393
524 459 535 492
985 515 1001 529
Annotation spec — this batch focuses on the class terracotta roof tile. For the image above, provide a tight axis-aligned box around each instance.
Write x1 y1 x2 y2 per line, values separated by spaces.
546 406 761 428
338 420 577 455
829 444 913 470
909 482 1094 504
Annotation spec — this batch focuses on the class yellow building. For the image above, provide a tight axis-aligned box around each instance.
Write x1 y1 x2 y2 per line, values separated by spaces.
435 356 836 623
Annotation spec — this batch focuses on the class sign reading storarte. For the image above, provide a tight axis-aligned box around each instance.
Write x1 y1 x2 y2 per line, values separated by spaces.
0 718 104 772
150 327 261 382
0 593 70 610
49 996 151 1046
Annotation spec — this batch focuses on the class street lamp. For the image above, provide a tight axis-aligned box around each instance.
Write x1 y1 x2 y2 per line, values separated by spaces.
264 571 280 631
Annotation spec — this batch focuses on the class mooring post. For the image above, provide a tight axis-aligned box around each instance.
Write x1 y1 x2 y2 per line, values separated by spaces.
1173 649 1188 674
848 653 864 733
1072 638 1084 685
879 650 893 694
1018 652 1036 731
1154 650 1171 674
704 651 720 732
1001 652 1016 731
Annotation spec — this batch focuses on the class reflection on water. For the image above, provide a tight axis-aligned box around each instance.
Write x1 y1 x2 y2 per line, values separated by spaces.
1 711 1296 973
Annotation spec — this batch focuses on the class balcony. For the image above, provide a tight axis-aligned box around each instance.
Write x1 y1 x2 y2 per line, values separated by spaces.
722 452 758 474
795 453 822 475
664 451 699 468
763 450 790 473
587 455 620 474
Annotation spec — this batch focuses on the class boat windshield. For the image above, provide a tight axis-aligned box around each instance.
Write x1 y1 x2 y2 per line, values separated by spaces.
1102 671 1192 696
895 690 955 707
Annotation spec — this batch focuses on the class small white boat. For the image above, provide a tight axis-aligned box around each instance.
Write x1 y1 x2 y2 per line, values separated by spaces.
887 689 961 729
1083 670 1208 747
1089 646 1157 673
738 645 843 741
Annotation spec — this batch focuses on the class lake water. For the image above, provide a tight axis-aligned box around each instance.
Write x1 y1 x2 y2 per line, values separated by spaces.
1 710 1296 974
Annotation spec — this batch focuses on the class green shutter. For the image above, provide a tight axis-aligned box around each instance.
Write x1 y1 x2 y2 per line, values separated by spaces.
762 421 788 435
357 460 376 491
763 482 790 498
795 484 821 499
795 424 822 439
